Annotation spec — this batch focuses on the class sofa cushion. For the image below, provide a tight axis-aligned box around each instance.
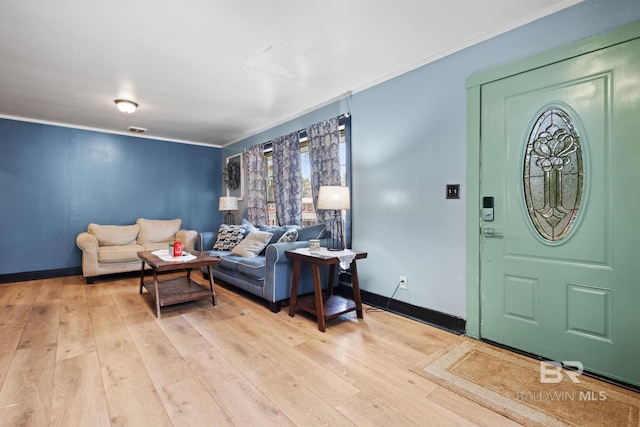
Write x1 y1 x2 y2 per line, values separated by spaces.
97 244 145 263
231 231 273 258
218 257 238 271
88 223 139 246
213 224 247 250
296 223 326 241
225 255 266 280
206 250 231 258
136 218 181 244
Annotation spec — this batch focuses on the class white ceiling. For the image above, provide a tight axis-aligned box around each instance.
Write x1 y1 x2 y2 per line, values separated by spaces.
0 0 581 147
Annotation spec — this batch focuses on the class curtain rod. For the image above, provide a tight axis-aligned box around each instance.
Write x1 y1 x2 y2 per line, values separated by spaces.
245 114 350 152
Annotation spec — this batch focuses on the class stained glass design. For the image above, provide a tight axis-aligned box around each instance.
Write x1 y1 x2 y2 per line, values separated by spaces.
523 108 583 241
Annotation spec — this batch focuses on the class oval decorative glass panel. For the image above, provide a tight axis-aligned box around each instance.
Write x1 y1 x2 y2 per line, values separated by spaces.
523 108 584 241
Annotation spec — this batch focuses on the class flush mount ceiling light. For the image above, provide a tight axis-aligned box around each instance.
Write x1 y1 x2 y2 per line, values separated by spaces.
114 99 138 114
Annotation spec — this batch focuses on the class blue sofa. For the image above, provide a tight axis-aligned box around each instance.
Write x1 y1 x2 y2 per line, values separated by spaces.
198 221 329 312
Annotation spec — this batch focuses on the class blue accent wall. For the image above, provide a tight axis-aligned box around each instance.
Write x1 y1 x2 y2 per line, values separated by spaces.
0 118 221 276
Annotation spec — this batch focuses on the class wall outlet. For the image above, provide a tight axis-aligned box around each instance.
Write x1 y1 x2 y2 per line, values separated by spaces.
399 276 408 289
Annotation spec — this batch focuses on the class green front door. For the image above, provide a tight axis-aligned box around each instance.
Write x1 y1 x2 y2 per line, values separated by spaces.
479 36 640 386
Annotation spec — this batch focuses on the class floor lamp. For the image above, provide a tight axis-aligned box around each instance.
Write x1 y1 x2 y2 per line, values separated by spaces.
316 186 350 251
219 196 238 225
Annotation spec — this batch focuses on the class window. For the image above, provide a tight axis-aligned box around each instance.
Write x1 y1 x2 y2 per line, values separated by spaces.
523 108 583 242
264 124 348 226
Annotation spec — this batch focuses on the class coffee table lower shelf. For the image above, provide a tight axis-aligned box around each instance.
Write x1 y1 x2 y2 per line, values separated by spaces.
141 277 215 308
295 293 357 320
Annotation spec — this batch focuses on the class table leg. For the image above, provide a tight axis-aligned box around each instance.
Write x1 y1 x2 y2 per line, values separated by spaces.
139 261 145 293
153 270 161 319
312 263 326 332
288 259 301 317
207 265 217 306
327 264 337 295
350 260 364 319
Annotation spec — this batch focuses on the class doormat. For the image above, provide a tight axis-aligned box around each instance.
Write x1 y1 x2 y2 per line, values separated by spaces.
410 338 639 427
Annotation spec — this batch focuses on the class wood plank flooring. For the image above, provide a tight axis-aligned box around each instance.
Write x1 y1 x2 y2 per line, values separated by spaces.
0 273 523 427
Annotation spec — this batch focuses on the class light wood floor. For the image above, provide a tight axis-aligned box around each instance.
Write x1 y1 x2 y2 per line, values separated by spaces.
0 273 523 427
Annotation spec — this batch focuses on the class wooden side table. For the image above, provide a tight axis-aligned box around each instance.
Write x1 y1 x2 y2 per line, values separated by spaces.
138 250 220 318
286 249 367 332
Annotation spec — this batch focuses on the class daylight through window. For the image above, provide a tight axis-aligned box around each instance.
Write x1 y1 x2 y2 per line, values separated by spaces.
264 125 347 226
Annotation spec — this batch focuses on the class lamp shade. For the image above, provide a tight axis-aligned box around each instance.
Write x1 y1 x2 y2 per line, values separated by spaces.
219 196 238 211
316 186 350 210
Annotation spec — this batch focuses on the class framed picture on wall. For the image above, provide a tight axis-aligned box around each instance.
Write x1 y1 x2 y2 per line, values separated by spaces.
225 153 244 201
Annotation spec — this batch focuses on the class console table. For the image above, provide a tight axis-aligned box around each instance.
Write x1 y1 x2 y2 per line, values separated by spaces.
285 248 367 332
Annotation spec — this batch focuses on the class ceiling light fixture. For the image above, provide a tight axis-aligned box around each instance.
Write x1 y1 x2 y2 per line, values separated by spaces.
114 99 138 114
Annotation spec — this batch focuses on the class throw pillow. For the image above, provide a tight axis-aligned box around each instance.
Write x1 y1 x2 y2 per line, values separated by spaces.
230 231 273 258
277 228 298 243
213 224 247 250
259 224 298 245
296 223 326 241
88 223 139 246
240 218 259 233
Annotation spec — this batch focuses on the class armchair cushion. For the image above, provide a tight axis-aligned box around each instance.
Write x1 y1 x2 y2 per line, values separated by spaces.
136 218 181 244
97 244 145 263
88 223 139 246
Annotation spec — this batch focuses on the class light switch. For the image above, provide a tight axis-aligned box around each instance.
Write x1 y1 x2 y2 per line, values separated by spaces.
446 184 460 199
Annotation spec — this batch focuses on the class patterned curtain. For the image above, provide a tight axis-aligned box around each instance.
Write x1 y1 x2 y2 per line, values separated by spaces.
308 117 341 224
272 132 302 226
245 144 268 225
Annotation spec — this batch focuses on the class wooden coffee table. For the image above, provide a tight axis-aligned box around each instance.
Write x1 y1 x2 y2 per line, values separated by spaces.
137 250 220 318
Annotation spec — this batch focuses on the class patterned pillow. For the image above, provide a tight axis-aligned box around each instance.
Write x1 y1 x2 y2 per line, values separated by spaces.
213 224 247 251
259 224 297 245
277 228 298 243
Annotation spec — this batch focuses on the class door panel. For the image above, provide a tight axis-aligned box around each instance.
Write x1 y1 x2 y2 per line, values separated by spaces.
480 38 640 386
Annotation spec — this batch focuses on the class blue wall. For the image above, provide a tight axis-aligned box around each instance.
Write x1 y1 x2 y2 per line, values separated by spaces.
225 0 640 319
0 119 221 276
